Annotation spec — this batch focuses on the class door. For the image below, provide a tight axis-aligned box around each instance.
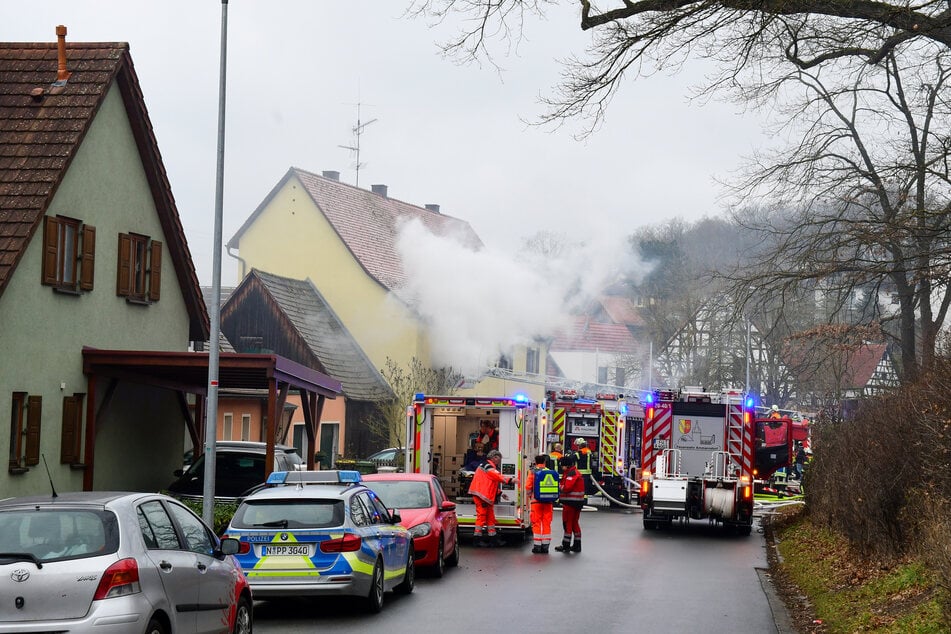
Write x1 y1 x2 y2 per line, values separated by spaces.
319 422 338 469
136 500 198 633
166 502 237 634
407 403 433 474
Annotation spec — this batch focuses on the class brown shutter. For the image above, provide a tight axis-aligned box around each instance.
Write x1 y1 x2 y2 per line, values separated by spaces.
148 240 162 302
61 396 78 464
117 233 132 296
25 396 42 466
80 225 96 291
42 216 59 285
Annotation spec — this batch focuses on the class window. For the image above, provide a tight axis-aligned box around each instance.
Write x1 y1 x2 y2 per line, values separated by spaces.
42 215 95 292
597 366 608 384
116 232 161 302
497 355 512 370
9 392 41 472
167 502 214 555
137 501 181 550
60 393 86 465
223 413 233 441
526 347 539 374
241 414 251 441
615 367 625 387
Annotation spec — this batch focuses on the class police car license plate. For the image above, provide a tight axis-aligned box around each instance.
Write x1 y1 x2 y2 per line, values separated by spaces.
261 544 312 556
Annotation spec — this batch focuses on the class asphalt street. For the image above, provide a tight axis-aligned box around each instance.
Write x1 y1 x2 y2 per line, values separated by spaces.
252 505 793 633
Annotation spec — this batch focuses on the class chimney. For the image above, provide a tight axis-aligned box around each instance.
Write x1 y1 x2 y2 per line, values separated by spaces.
321 170 340 181
371 184 388 198
55 25 71 83
425 204 441 214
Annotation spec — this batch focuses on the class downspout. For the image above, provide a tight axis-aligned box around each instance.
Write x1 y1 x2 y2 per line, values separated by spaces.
226 245 247 279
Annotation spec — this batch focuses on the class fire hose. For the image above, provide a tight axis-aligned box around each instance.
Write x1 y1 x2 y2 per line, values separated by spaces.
587 474 641 509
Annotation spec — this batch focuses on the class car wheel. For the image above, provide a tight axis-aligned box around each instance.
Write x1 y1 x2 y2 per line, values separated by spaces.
233 596 253 634
145 617 168 634
395 550 415 595
432 536 445 578
446 532 459 567
366 559 385 613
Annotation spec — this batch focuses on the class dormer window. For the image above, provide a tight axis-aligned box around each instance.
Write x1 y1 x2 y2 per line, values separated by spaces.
41 215 95 292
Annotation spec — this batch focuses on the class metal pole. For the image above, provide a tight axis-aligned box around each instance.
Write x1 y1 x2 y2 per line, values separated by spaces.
745 317 751 397
203 0 228 527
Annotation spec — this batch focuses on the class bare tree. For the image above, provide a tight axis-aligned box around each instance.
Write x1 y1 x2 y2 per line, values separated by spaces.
366 357 463 450
410 1 951 133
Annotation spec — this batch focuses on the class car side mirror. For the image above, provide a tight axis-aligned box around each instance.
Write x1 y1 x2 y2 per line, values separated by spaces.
390 510 401 524
440 500 456 512
219 537 240 556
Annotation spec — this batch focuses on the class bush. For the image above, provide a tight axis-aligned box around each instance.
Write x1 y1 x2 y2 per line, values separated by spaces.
179 498 238 536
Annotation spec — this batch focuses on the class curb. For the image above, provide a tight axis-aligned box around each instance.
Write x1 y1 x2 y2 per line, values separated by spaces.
757 567 797 634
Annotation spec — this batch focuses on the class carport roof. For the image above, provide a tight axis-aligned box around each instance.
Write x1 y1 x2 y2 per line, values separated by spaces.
82 347 342 397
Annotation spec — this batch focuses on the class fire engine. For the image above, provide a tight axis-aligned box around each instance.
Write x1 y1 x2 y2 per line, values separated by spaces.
638 387 756 534
545 390 635 506
405 393 540 541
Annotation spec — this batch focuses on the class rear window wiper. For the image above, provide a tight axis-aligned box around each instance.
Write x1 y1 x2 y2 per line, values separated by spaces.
253 519 288 528
0 552 44 568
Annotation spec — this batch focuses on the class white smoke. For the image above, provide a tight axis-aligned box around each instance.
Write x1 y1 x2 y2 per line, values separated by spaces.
395 218 649 375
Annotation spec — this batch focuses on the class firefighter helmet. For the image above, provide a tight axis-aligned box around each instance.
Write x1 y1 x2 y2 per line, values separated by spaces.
573 437 587 448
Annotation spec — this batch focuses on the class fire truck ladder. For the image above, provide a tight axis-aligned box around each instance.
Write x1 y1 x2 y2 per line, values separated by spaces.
725 403 750 478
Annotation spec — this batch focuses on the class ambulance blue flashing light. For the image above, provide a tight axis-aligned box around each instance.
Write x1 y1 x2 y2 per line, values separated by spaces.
413 392 425 401
513 392 528 403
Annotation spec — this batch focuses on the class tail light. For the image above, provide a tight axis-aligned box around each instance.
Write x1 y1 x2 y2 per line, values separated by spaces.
93 558 141 600
320 533 362 553
237 541 251 554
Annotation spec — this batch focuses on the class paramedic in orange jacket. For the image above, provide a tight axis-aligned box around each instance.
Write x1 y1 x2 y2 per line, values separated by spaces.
525 454 559 554
467 449 513 547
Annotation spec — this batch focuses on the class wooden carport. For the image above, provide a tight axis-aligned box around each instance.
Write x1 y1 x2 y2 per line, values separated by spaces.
81 347 342 491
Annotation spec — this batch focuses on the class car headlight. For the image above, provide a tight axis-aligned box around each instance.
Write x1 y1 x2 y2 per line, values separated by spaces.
408 522 431 538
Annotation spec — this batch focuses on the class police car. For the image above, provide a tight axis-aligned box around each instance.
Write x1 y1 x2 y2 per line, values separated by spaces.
223 470 414 612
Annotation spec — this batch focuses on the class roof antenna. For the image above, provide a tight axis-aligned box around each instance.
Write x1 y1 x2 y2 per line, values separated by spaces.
41 454 58 498
338 99 377 188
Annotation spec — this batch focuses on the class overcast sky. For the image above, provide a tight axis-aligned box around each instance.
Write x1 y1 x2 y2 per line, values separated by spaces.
4 1 768 292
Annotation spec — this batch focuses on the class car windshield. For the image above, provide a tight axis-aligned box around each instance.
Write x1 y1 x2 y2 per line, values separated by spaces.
0 509 118 562
230 499 344 529
364 481 432 509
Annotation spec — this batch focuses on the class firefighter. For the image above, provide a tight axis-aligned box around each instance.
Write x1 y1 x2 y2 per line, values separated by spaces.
571 437 600 495
769 404 783 419
467 449 513 547
525 454 559 554
555 453 586 553
547 442 564 472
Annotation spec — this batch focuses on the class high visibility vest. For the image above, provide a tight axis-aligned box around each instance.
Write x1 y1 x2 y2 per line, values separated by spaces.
576 450 593 475
532 468 560 502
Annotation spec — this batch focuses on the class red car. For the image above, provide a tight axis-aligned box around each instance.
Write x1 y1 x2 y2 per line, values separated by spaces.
363 473 459 577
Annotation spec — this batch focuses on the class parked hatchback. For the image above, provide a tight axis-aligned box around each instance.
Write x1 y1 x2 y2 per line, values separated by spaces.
0 491 251 634
223 470 414 613
168 441 303 503
363 472 459 577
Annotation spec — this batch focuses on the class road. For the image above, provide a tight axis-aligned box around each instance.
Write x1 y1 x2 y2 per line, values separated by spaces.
252 504 787 633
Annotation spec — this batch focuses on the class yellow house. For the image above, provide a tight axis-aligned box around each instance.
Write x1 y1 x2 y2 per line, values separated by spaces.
226 169 547 403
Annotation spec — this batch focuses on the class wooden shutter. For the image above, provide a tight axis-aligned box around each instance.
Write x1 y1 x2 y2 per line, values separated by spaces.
42 216 59 285
117 233 132 296
25 396 42 466
80 225 96 291
148 240 162 301
61 395 84 464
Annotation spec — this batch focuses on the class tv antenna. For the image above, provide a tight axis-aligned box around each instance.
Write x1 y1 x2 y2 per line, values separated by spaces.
338 102 377 188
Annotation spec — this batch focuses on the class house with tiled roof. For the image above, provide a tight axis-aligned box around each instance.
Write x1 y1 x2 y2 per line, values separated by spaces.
220 269 395 459
226 168 548 404
0 27 209 496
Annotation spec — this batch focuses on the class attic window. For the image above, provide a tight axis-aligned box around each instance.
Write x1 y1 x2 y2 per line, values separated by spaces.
117 233 161 303
42 215 95 293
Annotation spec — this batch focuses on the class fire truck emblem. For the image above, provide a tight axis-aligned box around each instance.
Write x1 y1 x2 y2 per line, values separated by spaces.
678 419 692 435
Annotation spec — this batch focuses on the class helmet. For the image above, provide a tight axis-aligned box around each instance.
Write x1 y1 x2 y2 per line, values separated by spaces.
771 404 779 411
573 438 587 448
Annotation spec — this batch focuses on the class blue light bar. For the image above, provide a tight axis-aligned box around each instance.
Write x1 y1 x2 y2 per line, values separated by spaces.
745 396 755 408
338 470 362 483
266 471 289 485
513 392 528 403
413 392 425 401
620 402 628 415
644 392 655 404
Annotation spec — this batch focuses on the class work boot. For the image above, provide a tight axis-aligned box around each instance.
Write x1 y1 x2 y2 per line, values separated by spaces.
570 539 581 553
474 533 488 547
541 544 550 554
489 534 505 548
554 539 571 553
531 545 542 554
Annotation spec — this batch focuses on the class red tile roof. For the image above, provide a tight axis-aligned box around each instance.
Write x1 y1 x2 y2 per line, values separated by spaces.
0 33 208 339
599 295 645 327
842 343 889 389
550 316 638 354
228 168 483 292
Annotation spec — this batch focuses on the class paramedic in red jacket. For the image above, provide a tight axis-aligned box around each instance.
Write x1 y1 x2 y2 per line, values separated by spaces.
555 453 586 553
467 449 513 547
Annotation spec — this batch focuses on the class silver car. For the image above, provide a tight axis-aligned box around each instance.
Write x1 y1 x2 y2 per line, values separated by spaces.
0 491 252 633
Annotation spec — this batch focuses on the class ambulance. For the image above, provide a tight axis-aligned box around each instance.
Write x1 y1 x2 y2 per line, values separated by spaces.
404 393 540 541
